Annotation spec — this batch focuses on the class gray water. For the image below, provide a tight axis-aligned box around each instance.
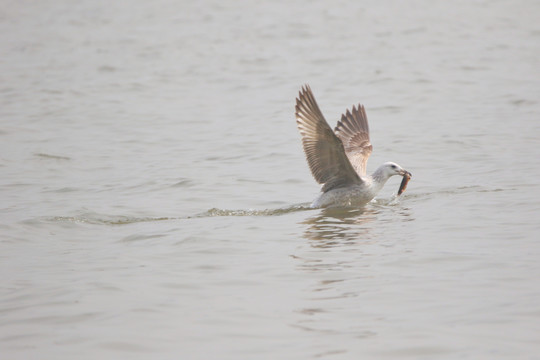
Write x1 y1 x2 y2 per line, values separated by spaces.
2 0 540 359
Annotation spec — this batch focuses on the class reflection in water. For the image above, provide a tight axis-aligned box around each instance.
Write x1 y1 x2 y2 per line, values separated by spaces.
300 207 379 245
297 202 414 259
294 206 381 276
292 204 414 340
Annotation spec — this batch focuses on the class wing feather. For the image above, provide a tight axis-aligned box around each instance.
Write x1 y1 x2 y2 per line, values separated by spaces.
295 85 362 192
334 104 373 177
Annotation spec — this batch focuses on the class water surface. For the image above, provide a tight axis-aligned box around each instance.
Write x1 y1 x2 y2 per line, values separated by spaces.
1 0 540 359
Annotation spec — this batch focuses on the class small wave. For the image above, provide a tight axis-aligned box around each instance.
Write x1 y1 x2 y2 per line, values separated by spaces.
191 204 313 218
39 204 313 226
34 153 71 161
170 178 194 188
43 214 173 225
34 186 515 226
396 185 516 202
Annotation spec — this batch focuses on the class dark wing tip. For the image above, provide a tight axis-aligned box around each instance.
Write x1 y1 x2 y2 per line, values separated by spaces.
298 84 312 99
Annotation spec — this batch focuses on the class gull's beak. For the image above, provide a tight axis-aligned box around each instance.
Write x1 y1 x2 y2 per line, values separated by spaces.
399 169 412 177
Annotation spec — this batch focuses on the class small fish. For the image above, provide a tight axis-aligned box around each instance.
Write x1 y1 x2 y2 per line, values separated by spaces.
398 172 412 196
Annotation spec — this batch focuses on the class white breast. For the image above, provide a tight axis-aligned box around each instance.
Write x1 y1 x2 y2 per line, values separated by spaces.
311 185 377 208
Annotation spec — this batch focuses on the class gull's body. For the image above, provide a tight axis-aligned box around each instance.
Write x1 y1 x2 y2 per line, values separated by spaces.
295 85 411 208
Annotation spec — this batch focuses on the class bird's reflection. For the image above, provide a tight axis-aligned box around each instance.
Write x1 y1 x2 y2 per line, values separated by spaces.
293 206 378 275
291 202 414 339
300 206 378 246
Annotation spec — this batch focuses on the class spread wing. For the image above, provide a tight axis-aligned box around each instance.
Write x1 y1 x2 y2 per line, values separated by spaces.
295 85 362 192
334 104 372 177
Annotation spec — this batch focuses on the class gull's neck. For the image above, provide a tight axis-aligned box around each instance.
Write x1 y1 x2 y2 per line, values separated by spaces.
369 165 392 193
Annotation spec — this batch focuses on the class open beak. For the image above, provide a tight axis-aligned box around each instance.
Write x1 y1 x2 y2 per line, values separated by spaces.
399 169 412 177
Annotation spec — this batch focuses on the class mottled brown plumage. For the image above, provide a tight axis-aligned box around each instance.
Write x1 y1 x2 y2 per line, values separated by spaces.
295 85 362 192
334 104 373 177
295 85 411 207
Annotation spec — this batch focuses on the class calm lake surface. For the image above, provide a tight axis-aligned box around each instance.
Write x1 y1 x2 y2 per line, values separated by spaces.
1 0 540 359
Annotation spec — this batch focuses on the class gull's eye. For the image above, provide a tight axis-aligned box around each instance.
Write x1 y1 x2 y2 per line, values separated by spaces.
391 165 397 169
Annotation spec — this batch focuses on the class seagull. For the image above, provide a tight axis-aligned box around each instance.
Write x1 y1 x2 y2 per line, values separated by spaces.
295 85 411 208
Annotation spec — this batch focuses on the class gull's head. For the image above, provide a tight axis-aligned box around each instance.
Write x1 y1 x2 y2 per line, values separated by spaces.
382 162 412 178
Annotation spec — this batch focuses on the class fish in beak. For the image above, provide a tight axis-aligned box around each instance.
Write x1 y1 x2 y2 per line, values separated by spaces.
397 171 412 196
